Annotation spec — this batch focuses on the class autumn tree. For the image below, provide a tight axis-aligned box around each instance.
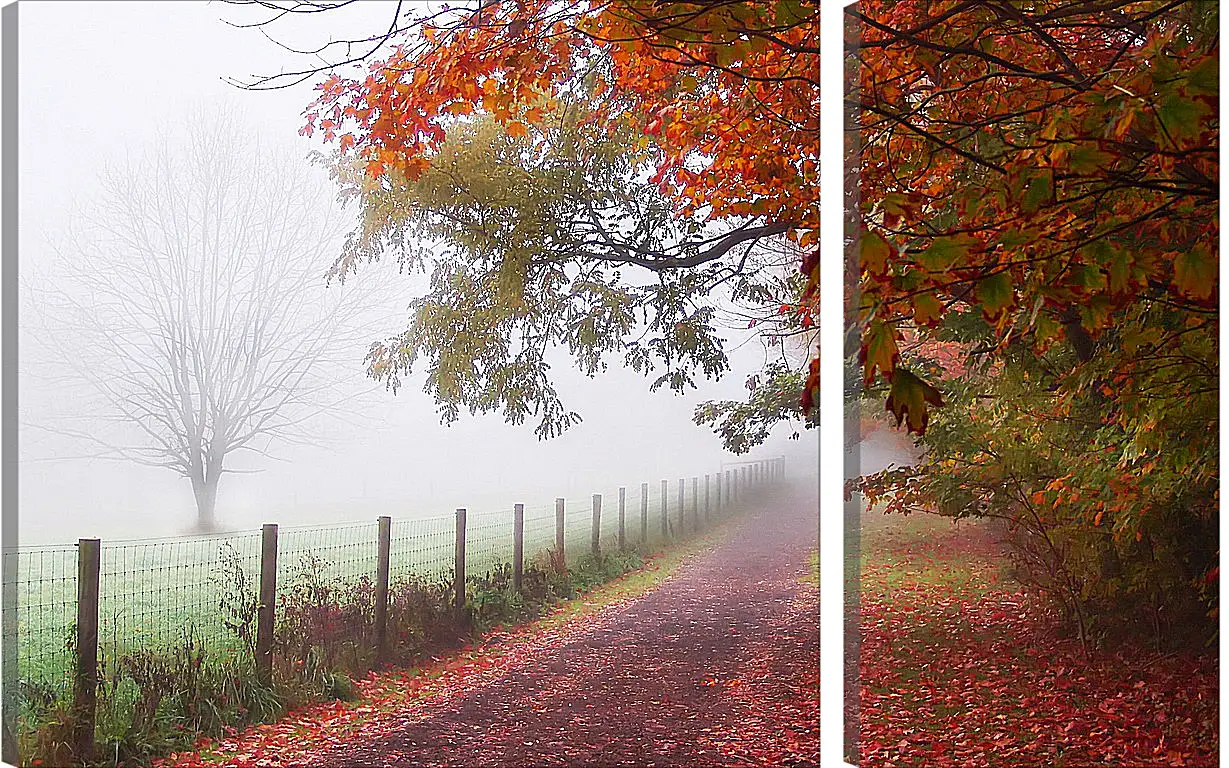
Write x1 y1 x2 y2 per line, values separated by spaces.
850 0 1216 430
849 0 1218 645
226 0 819 441
24 116 376 531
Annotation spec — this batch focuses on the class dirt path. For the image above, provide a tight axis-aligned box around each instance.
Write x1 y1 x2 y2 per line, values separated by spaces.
294 480 818 768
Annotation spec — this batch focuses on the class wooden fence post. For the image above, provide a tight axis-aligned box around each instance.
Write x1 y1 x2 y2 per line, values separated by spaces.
704 474 711 526
591 494 602 556
691 477 698 532
660 480 669 537
454 508 467 630
256 524 278 684
640 482 649 544
72 538 100 762
677 478 685 537
618 487 627 551
725 470 732 508
513 503 524 591
373 516 391 663
555 498 566 574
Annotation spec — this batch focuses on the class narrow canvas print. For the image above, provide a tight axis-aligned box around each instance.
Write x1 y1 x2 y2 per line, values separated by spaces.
847 1 1218 766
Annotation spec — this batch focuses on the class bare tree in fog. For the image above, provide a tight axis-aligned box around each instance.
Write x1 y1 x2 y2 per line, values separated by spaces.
26 111 377 532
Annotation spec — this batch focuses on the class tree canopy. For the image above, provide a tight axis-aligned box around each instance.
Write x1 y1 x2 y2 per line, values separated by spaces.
323 102 805 437
851 0 1217 432
229 0 819 439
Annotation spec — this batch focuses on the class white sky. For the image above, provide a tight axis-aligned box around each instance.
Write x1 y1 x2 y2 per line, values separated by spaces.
9 1 815 545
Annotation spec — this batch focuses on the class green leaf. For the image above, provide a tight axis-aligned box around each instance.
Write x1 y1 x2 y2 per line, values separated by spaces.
1033 312 1062 345
915 234 974 272
912 292 943 326
1108 249 1132 294
774 0 812 26
1068 145 1112 174
975 271 1014 319
1021 173 1051 214
714 43 740 69
1081 238 1113 265
884 368 944 435
997 229 1033 250
1080 295 1114 330
1186 55 1218 97
1157 94 1210 142
1080 264 1107 293
1174 247 1216 300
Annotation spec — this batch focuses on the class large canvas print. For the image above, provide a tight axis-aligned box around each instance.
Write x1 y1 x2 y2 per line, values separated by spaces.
1 3 819 766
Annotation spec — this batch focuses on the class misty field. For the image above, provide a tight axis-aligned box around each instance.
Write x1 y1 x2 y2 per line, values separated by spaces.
8 486 689 701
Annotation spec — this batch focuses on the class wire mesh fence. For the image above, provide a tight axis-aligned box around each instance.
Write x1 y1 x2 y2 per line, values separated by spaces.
98 533 263 663
465 508 516 579
601 488 625 548
278 521 378 588
388 514 455 584
521 503 558 570
6 458 785 730
6 545 77 696
562 494 598 565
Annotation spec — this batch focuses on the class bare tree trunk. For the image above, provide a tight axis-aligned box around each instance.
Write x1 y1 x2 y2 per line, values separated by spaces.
191 474 220 533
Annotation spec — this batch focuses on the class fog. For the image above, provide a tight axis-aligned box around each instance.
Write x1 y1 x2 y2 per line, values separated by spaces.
13 1 817 546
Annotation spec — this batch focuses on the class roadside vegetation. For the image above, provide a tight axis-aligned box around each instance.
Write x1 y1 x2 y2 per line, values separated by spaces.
20 539 692 767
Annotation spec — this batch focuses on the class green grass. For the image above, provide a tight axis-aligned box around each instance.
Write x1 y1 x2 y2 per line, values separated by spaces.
802 550 818 585
859 507 1012 599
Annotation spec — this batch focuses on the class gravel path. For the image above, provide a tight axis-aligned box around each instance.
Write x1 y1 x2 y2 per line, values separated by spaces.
305 478 819 767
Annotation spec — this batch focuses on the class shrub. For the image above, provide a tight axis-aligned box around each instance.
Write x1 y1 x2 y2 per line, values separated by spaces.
275 554 375 680
384 573 455 664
